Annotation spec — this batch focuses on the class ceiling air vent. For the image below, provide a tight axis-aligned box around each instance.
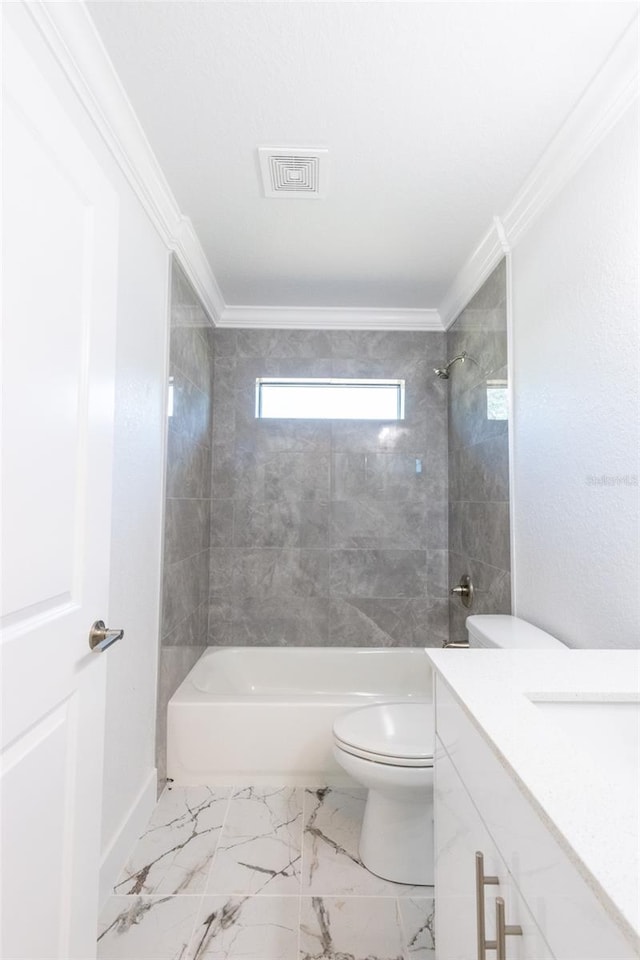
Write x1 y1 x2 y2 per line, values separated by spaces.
258 147 328 199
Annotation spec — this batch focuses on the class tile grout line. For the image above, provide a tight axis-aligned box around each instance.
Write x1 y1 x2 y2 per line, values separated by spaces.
296 892 303 960
178 784 235 960
202 784 235 895
397 896 409 960
182 890 206 960
100 783 435 959
297 785 307 959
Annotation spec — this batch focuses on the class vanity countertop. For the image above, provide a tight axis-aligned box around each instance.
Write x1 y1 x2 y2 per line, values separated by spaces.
425 648 640 945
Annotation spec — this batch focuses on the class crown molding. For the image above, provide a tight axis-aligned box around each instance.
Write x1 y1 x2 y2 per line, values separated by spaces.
439 14 639 329
24 0 225 324
502 14 639 249
23 0 437 332
219 305 444 330
23 2 638 334
438 218 509 329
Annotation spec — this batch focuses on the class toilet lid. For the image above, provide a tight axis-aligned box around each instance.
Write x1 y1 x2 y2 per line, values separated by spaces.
333 702 434 765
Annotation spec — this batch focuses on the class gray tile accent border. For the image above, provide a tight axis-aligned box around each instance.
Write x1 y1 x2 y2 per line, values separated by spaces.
164 499 210 565
155 643 205 786
157 259 215 781
447 259 511 643
161 549 210 639
158 292 511 763
166 430 211 500
208 329 449 649
329 549 428 599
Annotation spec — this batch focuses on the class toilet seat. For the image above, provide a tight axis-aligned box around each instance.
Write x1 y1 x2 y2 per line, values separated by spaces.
333 701 434 768
334 740 434 767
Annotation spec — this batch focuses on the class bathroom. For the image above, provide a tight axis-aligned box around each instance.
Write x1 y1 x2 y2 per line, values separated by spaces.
1 2 638 959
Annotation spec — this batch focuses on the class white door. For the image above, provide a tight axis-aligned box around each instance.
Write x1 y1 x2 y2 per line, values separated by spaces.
1 16 119 960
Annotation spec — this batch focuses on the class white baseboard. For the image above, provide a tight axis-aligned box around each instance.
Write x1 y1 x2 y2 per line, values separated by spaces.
99 768 157 909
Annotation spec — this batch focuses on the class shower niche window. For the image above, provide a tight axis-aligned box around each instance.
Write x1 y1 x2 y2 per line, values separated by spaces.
255 377 405 420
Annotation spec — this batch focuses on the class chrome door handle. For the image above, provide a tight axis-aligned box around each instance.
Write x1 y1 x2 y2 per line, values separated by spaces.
89 620 124 653
476 851 499 960
496 897 523 959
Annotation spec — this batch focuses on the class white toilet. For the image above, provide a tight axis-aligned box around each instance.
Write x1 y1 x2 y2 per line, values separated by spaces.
333 700 434 885
332 615 566 886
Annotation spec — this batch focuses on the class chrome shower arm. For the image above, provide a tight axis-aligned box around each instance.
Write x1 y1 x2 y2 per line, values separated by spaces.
433 352 479 379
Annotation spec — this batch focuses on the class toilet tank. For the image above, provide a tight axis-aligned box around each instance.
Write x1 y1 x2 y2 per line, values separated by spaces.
466 615 566 649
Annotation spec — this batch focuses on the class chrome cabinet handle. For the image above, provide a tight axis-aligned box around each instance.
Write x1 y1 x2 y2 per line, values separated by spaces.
475 851 499 960
89 620 124 653
496 897 523 960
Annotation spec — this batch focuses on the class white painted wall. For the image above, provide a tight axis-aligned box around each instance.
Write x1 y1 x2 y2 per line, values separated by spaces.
5 5 170 906
99 202 169 904
511 104 639 648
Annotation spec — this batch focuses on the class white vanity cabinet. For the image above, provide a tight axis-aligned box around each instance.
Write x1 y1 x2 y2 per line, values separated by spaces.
433 676 639 960
436 740 554 960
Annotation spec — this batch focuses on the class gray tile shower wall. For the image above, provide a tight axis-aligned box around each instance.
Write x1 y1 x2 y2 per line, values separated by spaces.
447 259 511 643
157 261 214 780
209 330 449 648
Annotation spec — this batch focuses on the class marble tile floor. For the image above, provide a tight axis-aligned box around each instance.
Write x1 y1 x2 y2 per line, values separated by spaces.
99 783 435 960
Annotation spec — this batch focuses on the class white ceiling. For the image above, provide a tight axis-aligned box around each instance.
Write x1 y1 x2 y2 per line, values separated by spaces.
87 1 637 311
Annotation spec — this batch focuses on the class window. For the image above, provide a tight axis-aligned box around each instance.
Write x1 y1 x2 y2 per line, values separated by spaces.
486 379 509 420
255 378 405 420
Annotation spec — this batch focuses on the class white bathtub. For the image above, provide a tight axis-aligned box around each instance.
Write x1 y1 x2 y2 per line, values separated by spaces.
167 646 433 785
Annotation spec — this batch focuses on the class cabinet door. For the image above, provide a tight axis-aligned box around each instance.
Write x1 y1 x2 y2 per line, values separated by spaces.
435 739 555 960
436 679 639 960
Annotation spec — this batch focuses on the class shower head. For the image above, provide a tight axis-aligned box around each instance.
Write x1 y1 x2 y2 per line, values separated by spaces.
433 352 477 380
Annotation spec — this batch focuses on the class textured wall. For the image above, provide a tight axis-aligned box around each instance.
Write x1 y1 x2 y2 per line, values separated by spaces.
447 259 511 643
209 330 449 648
104 199 168 866
512 106 639 648
157 261 214 779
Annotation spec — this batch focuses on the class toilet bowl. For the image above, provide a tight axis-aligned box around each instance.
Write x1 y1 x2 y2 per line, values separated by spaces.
333 617 566 886
333 701 434 885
